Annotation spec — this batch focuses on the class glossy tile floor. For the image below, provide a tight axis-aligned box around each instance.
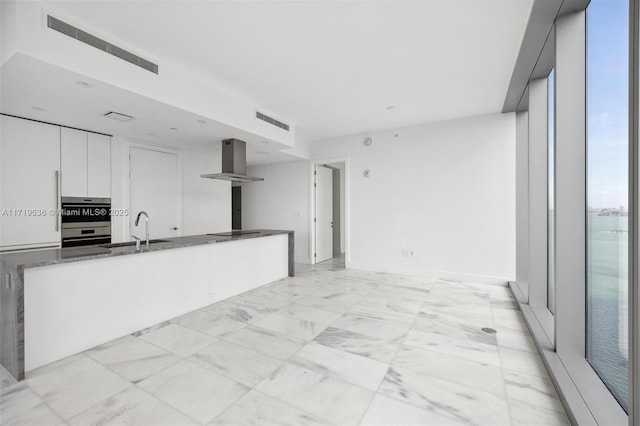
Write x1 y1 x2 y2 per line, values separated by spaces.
0 257 568 425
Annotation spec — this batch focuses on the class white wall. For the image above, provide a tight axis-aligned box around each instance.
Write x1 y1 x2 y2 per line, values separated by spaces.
310 113 516 283
242 161 310 263
182 150 231 235
111 137 230 242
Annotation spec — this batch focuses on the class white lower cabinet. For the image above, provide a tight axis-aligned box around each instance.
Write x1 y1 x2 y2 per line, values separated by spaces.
0 115 61 249
23 235 289 370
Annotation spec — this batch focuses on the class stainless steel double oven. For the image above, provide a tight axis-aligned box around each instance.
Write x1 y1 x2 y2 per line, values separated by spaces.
60 197 111 248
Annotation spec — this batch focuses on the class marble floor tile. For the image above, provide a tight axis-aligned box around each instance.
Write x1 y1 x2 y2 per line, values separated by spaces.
277 304 344 325
265 281 319 295
252 313 328 341
0 366 16 390
404 328 502 367
6 268 567 426
189 340 283 387
87 337 181 383
296 295 353 313
0 382 63 426
509 398 569 425
499 347 549 378
138 360 248 424
392 345 505 396
233 294 290 310
379 366 511 426
176 311 247 337
369 284 431 301
360 394 465 426
496 328 537 353
347 303 417 325
311 283 371 298
220 325 307 360
411 314 497 345
255 363 373 426
291 342 389 390
140 323 218 357
313 326 401 363
503 370 565 413
210 389 331 426
26 356 131 420
204 300 278 323
67 386 197 426
356 294 423 317
331 313 411 341
254 286 309 302
420 301 494 322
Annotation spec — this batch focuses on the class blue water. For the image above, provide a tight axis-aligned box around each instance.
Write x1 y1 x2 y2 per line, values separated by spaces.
587 212 629 412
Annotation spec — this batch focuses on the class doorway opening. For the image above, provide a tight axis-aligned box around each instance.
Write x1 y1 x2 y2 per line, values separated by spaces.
313 161 346 269
232 186 241 230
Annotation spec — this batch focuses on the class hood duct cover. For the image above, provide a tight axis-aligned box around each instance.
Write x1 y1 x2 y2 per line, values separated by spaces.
201 139 264 183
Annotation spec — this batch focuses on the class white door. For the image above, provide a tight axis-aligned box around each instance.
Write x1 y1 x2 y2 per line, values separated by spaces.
0 116 61 249
129 147 181 240
315 165 333 263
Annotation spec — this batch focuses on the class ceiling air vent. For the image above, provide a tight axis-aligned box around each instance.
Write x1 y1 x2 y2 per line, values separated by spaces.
47 15 159 74
256 111 290 131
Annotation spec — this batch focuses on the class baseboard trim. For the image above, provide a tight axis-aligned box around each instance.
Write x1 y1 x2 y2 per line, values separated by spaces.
347 263 510 286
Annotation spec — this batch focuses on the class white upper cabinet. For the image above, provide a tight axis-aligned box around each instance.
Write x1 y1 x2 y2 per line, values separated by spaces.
0 115 61 249
87 133 111 198
61 128 88 197
61 129 111 198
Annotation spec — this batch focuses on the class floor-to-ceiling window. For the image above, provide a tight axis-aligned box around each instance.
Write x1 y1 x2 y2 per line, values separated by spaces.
548 68 556 315
586 0 630 412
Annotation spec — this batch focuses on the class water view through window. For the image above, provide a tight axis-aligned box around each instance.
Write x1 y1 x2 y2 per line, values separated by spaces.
586 0 629 412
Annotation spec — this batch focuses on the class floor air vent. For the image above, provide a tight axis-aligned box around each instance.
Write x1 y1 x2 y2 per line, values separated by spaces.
256 111 290 131
47 15 158 74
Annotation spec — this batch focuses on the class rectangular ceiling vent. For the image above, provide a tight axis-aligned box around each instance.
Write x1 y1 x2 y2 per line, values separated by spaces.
47 15 159 74
256 111 290 131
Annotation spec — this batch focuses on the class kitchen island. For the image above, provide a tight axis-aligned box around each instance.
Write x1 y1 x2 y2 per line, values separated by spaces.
0 230 294 380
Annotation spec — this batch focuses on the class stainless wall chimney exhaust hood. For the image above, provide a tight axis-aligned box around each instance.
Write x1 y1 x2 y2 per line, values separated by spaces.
201 139 264 183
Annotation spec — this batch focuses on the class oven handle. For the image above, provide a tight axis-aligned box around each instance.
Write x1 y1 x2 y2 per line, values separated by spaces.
55 170 61 232
63 237 110 243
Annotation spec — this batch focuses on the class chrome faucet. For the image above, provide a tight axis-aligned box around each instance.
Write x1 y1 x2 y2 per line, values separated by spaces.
135 211 150 249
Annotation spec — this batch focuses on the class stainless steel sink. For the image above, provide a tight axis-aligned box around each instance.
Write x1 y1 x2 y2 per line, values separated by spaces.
99 239 170 249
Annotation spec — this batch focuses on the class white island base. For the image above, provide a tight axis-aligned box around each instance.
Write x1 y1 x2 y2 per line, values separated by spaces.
24 234 288 372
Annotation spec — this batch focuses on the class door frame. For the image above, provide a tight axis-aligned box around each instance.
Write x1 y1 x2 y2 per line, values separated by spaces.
309 157 350 266
127 142 183 240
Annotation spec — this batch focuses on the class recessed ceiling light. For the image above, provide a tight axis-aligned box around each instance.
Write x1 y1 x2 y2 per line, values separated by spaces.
261 141 269 144
170 127 178 131
31 106 46 112
197 119 206 124
104 111 134 122
76 81 92 88
147 133 157 137
386 105 396 111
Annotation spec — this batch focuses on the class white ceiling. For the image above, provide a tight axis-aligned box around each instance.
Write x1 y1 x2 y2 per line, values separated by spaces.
44 0 533 144
0 54 297 166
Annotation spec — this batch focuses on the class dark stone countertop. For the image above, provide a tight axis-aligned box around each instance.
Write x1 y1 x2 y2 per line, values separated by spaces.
0 229 294 269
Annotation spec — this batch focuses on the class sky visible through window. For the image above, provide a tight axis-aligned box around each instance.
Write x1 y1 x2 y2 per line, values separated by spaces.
587 0 629 210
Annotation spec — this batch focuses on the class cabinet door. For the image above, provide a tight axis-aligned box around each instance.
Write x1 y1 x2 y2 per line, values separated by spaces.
87 133 111 198
61 128 88 197
0 116 61 249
